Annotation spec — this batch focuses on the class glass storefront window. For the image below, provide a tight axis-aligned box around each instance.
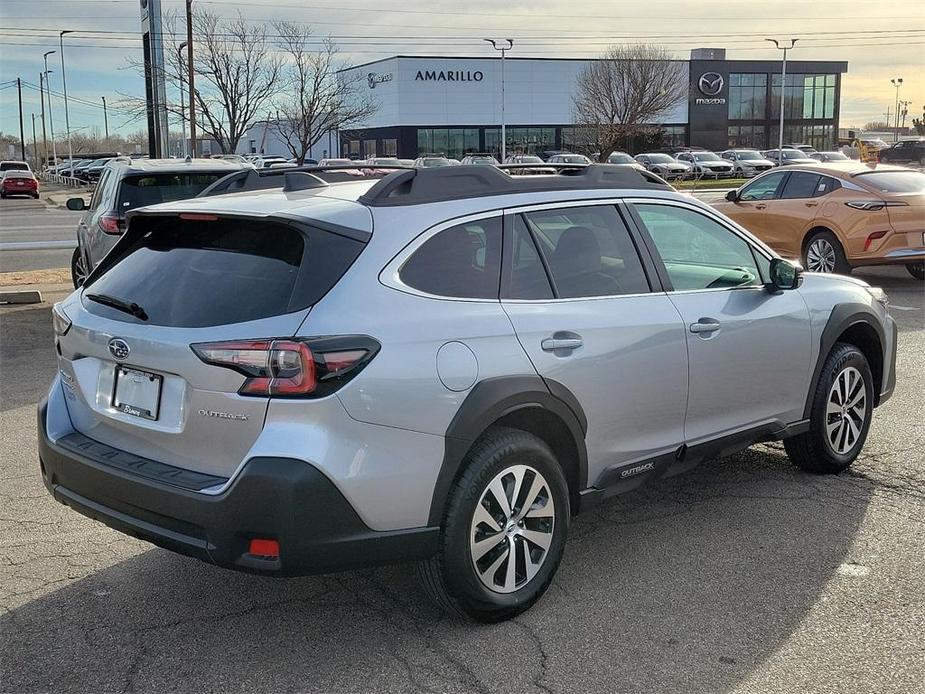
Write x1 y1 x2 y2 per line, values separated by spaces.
728 124 765 149
729 73 767 120
416 128 483 159
381 139 397 156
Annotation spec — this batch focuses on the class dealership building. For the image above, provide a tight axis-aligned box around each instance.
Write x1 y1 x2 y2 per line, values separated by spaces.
339 48 847 160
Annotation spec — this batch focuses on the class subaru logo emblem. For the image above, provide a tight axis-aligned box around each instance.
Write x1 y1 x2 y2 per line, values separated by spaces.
108 338 130 361
367 72 376 89
698 72 724 96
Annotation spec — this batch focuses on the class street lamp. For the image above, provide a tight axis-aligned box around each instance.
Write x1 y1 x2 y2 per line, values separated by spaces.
60 31 74 169
178 41 188 157
43 51 57 166
484 38 513 162
899 99 912 133
890 78 903 142
765 38 798 155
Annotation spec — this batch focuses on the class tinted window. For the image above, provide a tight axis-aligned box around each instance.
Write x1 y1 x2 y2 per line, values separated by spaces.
739 171 787 201
857 171 925 193
634 204 761 291
84 217 365 328
117 173 231 212
815 176 840 196
505 216 553 300
0 162 29 171
524 206 649 298
400 218 501 299
780 172 822 199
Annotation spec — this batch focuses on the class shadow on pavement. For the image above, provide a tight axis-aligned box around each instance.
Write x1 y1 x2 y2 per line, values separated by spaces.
0 306 58 413
1 445 871 693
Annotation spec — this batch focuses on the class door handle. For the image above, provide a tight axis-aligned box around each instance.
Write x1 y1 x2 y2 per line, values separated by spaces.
755 203 767 210
689 320 721 334
541 336 583 352
805 201 818 207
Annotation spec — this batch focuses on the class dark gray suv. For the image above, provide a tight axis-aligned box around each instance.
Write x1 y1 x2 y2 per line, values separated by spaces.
67 158 248 287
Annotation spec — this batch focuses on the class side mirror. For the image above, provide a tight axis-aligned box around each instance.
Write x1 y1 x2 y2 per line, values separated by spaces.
66 197 87 211
725 190 739 202
768 258 802 292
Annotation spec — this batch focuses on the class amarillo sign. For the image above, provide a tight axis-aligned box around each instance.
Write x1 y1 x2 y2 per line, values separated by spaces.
415 69 484 82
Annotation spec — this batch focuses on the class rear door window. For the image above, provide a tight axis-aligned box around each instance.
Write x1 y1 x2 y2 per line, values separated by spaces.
780 172 822 199
399 217 502 299
83 216 365 327
117 173 232 212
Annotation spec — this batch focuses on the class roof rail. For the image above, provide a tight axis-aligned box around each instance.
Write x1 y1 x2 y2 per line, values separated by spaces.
357 163 670 207
196 164 413 198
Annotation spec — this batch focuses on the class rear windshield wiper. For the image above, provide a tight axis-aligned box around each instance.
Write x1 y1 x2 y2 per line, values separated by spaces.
85 293 149 321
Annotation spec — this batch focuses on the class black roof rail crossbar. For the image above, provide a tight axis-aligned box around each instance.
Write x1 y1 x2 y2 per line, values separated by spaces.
358 163 670 207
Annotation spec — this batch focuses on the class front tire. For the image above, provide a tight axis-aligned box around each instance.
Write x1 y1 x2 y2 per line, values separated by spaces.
804 230 851 274
784 343 873 474
906 262 925 280
418 427 570 622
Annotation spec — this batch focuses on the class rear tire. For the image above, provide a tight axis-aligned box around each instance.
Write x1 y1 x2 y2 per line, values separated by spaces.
71 246 88 289
803 230 851 275
906 262 925 280
418 427 570 622
784 343 873 474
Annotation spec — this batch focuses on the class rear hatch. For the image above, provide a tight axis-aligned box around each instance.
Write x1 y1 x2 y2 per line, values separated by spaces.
56 211 368 479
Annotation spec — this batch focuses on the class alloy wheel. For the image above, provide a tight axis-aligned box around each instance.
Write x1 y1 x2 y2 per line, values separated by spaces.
469 464 555 594
825 366 866 455
72 250 89 287
806 238 837 273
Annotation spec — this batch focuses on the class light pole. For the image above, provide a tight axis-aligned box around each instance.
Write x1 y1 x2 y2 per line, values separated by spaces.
101 96 109 150
185 0 196 157
60 31 73 168
178 42 188 157
39 72 48 167
484 38 513 161
890 78 903 142
43 51 57 166
899 99 912 133
766 38 798 155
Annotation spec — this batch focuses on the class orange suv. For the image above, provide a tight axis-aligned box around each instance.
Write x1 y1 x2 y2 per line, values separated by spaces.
714 163 925 279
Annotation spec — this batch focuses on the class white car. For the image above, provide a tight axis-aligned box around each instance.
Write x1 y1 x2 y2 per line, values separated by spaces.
254 156 289 169
719 149 776 177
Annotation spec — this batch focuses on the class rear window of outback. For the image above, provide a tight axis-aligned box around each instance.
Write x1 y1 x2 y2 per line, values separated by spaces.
82 216 366 327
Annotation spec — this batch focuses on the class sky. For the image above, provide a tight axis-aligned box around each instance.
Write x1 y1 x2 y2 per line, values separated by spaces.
0 0 923 142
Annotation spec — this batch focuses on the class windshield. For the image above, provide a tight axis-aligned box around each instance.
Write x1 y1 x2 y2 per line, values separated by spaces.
468 157 498 164
857 171 925 194
371 158 400 165
559 155 590 163
117 173 232 212
517 156 543 163
609 153 633 164
782 150 809 160
693 152 721 161
734 150 763 160
822 152 849 160
422 158 450 166
647 154 675 163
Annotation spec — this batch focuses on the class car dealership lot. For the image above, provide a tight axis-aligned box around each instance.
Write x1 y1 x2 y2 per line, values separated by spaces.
0 267 922 693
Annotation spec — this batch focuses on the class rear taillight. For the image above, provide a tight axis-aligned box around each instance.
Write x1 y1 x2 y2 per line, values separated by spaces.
191 336 379 398
845 200 907 211
98 213 125 235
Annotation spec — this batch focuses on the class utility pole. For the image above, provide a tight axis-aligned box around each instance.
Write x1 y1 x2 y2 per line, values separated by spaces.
766 39 797 154
186 0 196 157
32 113 38 170
17 78 26 160
43 51 57 166
60 31 74 166
484 38 514 161
101 96 110 149
39 72 48 168
899 100 912 132
890 78 903 142
178 42 188 157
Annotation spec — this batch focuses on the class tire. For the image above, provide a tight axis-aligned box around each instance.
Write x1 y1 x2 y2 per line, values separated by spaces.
906 262 925 280
784 343 873 474
71 246 88 288
418 426 570 623
803 230 851 274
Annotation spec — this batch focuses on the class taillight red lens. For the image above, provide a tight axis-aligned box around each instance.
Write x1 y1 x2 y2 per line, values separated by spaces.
98 213 124 235
190 336 379 398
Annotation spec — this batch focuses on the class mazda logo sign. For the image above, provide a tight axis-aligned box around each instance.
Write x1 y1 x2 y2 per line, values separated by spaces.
108 338 130 361
698 72 724 96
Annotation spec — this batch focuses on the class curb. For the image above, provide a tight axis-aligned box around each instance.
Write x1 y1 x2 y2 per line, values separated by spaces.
0 290 43 305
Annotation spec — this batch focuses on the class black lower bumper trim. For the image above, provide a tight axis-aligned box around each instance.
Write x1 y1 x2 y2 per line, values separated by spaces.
38 402 439 576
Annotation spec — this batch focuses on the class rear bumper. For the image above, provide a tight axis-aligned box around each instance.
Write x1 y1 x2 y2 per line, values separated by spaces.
37 401 439 576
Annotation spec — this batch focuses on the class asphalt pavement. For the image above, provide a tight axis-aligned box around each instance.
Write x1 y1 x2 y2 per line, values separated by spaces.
0 266 923 693
0 192 82 273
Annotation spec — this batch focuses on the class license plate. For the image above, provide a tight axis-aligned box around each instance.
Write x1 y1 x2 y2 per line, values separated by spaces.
112 366 162 420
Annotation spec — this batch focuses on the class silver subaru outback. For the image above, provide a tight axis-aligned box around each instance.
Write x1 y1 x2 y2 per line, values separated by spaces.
39 164 896 622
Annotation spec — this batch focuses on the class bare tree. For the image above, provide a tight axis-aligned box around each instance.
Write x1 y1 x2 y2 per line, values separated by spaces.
572 45 687 161
272 22 378 164
122 10 280 154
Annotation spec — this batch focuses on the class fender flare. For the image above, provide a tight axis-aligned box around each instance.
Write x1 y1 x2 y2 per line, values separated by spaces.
427 376 588 526
804 302 885 419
